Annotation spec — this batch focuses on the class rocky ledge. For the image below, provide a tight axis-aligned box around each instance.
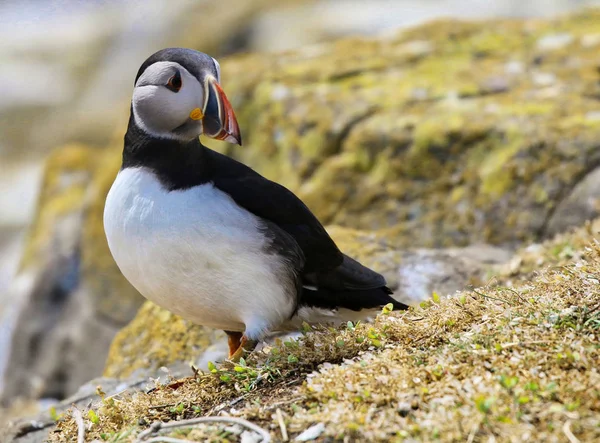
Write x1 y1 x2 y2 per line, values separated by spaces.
6 217 595 442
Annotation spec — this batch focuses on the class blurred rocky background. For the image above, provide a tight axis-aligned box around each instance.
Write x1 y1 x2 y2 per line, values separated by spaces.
1 0 600 440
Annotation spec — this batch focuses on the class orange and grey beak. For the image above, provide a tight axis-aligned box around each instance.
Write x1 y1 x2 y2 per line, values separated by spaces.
200 77 242 145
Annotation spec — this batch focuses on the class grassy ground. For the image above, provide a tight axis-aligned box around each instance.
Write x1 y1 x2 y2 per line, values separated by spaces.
49 221 600 442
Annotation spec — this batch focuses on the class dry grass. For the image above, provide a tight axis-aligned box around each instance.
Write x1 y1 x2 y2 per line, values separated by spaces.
50 231 600 442
497 219 600 283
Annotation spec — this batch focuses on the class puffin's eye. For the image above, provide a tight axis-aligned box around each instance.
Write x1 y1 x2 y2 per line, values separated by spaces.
166 71 182 92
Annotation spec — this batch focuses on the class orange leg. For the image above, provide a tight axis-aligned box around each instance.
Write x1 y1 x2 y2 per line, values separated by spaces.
226 331 244 357
224 331 258 362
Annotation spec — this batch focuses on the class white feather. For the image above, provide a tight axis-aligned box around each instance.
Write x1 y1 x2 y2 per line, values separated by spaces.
132 62 204 141
103 167 296 339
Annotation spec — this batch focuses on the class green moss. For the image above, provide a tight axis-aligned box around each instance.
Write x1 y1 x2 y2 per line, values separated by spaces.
478 130 524 197
503 101 555 117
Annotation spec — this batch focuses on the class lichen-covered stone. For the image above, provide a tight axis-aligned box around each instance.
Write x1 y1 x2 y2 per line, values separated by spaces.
546 167 600 236
103 303 219 379
18 144 102 270
0 144 144 403
210 11 600 247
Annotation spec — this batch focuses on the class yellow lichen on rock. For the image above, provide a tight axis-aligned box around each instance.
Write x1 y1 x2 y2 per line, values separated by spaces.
19 144 102 270
209 12 600 247
2 142 147 403
103 302 218 378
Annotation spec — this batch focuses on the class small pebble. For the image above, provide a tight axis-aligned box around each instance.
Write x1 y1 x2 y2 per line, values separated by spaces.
295 422 325 441
581 33 600 48
481 76 510 94
397 402 411 417
585 111 600 122
536 33 574 51
532 71 556 87
241 430 263 443
505 61 524 75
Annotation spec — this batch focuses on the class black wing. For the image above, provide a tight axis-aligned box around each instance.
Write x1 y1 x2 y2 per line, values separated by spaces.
206 148 407 311
207 149 343 273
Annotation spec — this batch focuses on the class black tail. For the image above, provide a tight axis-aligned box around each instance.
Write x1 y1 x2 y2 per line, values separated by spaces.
300 285 409 312
299 253 409 313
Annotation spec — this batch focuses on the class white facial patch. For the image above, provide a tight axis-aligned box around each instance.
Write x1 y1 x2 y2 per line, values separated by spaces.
212 57 221 83
132 61 205 140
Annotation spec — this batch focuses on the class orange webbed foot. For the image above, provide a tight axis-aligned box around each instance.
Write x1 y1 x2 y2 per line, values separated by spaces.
225 331 258 362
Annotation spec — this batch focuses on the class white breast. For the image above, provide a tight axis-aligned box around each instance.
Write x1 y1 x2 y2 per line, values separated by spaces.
103 167 296 339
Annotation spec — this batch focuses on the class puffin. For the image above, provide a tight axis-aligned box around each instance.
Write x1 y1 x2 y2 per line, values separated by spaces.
104 48 408 362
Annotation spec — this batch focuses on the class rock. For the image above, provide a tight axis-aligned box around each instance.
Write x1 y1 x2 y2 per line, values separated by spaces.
104 226 510 377
103 302 219 379
0 145 144 404
326 227 512 304
294 422 325 441
396 245 512 304
212 11 600 247
546 166 600 236
1 364 192 443
536 33 574 51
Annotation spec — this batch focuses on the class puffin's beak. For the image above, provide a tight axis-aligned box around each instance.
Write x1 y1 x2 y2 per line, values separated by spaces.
200 77 242 145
